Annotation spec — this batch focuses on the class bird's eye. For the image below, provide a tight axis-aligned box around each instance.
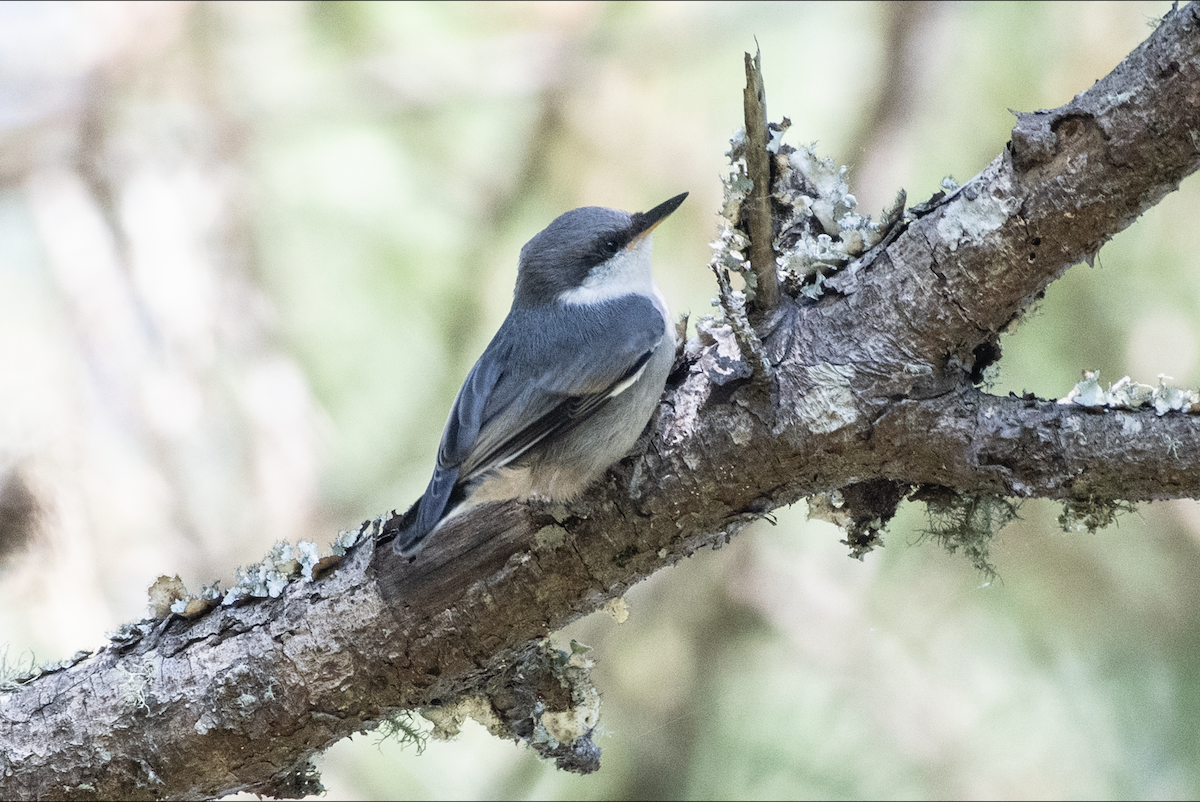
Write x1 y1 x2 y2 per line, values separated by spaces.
589 234 626 266
594 237 626 263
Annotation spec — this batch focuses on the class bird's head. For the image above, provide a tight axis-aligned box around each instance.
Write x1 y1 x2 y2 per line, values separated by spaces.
514 192 687 308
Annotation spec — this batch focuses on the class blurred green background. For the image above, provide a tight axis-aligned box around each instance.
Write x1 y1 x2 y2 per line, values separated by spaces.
1 1 1198 799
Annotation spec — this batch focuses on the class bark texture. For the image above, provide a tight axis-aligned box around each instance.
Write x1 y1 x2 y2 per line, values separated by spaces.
2 4 1200 800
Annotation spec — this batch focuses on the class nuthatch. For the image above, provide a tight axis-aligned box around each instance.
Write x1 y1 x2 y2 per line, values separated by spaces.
394 192 687 555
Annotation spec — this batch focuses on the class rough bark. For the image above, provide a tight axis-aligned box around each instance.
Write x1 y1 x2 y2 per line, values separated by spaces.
2 3 1199 800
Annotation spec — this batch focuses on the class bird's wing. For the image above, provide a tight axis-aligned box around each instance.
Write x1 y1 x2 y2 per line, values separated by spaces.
458 348 654 484
399 351 505 547
397 295 667 553
456 295 667 483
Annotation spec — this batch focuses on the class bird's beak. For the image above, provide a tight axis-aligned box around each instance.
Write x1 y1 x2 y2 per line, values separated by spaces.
630 192 688 244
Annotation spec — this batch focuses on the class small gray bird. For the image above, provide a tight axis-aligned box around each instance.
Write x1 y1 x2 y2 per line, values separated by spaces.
394 192 687 555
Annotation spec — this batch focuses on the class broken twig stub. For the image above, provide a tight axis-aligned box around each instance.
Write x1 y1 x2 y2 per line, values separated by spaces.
742 48 780 311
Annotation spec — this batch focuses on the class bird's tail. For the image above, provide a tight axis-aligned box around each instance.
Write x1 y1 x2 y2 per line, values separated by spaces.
392 466 461 555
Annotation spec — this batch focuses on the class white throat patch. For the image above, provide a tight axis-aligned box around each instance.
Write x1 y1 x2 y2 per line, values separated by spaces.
558 235 668 322
560 235 655 305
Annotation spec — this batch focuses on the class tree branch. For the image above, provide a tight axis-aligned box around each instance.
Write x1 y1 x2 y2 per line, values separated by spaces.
877 388 1200 500
2 3 1199 800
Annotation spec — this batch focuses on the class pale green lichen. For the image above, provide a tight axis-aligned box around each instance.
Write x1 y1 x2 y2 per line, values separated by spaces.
221 541 303 605
420 696 506 741
297 540 321 580
698 123 905 398
419 639 600 766
709 123 900 311
0 646 39 691
546 503 573 524
710 129 755 298
537 685 600 749
215 517 375 606
772 143 895 297
375 710 430 754
170 582 221 617
539 641 599 748
332 523 365 555
920 493 1020 580
934 186 1019 252
1058 496 1135 534
694 307 754 385
534 524 567 551
1059 370 1200 415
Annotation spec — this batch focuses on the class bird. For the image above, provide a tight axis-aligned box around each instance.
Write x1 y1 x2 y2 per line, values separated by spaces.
393 192 688 555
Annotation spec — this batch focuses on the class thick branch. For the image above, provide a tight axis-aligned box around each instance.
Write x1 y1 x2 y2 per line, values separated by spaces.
812 3 1200 405
877 388 1200 500
2 4 1200 800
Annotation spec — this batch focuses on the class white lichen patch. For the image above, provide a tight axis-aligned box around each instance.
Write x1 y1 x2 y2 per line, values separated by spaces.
297 541 321 580
1063 370 1107 406
172 582 222 617
213 519 375 607
1059 371 1200 415
1151 376 1199 415
935 188 1019 252
694 316 752 385
710 125 899 306
221 542 302 605
1121 415 1144 436
331 524 364 555
797 363 859 434
158 533 339 615
773 144 896 298
564 639 593 668
709 129 755 294
780 146 884 253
